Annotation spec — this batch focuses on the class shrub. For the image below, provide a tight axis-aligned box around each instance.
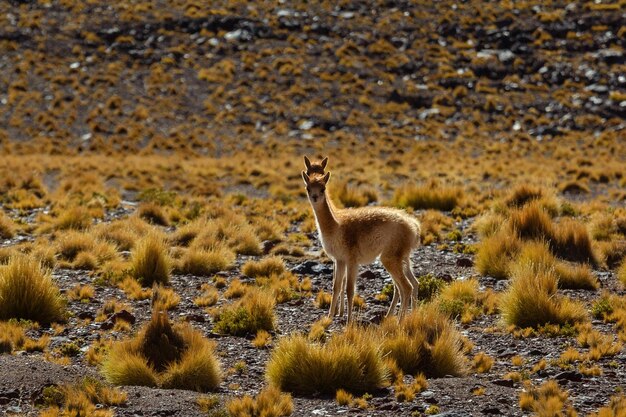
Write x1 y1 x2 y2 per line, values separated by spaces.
0 255 65 324
417 274 446 301
102 309 221 392
213 288 275 336
266 326 388 395
393 182 462 211
475 231 521 279
131 233 170 286
379 306 467 377
242 256 286 278
179 247 234 276
227 386 293 417
500 261 587 329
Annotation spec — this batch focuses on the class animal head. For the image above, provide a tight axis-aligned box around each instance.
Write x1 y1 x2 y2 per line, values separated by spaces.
303 156 328 177
302 170 331 205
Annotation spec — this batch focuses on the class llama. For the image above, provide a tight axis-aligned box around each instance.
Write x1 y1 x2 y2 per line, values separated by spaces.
302 157 421 323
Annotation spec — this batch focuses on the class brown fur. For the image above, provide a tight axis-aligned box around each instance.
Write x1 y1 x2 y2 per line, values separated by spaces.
302 157 421 323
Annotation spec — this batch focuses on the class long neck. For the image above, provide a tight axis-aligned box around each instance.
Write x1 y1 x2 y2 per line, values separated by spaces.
312 191 339 235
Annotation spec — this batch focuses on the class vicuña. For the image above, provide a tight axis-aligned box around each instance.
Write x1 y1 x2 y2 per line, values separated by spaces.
302 156 421 323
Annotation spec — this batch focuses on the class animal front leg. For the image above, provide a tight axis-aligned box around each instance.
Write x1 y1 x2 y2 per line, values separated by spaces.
328 260 344 317
336 261 346 317
345 263 358 324
386 282 399 317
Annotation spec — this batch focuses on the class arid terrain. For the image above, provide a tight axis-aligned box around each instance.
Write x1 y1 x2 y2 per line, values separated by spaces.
0 1 625 416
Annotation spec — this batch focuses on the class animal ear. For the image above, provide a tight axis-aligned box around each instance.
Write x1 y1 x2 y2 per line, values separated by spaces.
303 156 311 170
302 171 310 185
322 172 331 184
321 157 328 169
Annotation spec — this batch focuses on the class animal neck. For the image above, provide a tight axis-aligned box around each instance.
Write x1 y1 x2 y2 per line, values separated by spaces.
311 191 339 235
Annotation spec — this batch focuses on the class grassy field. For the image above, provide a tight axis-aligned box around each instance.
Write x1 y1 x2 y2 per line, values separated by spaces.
0 0 625 416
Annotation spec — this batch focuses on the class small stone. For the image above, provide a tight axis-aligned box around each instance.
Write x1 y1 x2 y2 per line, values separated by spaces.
456 258 473 267
555 371 583 382
492 379 516 388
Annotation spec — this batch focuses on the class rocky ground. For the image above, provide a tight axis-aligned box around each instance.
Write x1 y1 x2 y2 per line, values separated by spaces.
1 211 625 416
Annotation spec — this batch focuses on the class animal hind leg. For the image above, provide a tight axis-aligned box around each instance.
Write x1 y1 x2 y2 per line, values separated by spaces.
345 262 358 324
403 257 419 309
381 255 412 319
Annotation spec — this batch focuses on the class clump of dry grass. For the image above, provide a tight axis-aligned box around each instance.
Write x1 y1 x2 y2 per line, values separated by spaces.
0 211 16 239
619 259 626 288
130 233 170 286
39 378 127 417
331 181 377 208
266 326 389 395
472 352 494 373
519 380 577 415
0 320 50 353
227 386 293 417
475 231 521 279
242 256 286 278
588 395 626 417
379 305 467 377
152 286 180 311
508 202 554 240
213 287 275 336
56 231 95 261
393 182 462 211
0 255 65 324
118 277 152 301
194 284 219 307
68 284 95 302
500 261 587 329
178 246 235 276
551 219 598 265
55 206 93 231
138 203 169 226
102 308 221 392
502 184 547 209
419 210 454 244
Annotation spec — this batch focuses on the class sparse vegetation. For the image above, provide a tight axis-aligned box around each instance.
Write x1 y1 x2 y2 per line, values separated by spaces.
213 288 275 336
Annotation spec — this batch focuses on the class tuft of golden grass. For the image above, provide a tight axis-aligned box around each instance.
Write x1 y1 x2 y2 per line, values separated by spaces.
55 206 93 231
242 256 286 278
266 326 389 395
475 231 521 279
138 203 169 226
178 246 235 276
519 380 577 416
39 378 127 417
0 320 49 353
308 316 332 342
213 287 275 336
224 278 247 299
500 261 587 329
56 231 95 261
315 290 332 309
502 184 547 209
194 284 219 307
588 395 626 417
102 308 221 392
227 386 293 417
380 305 467 377
0 211 16 239
130 233 170 287
152 286 180 311
551 219 597 265
336 389 353 406
393 182 462 211
618 259 626 288
252 329 272 348
0 255 65 324
508 202 555 241
68 284 95 302
118 277 152 301
472 352 493 373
